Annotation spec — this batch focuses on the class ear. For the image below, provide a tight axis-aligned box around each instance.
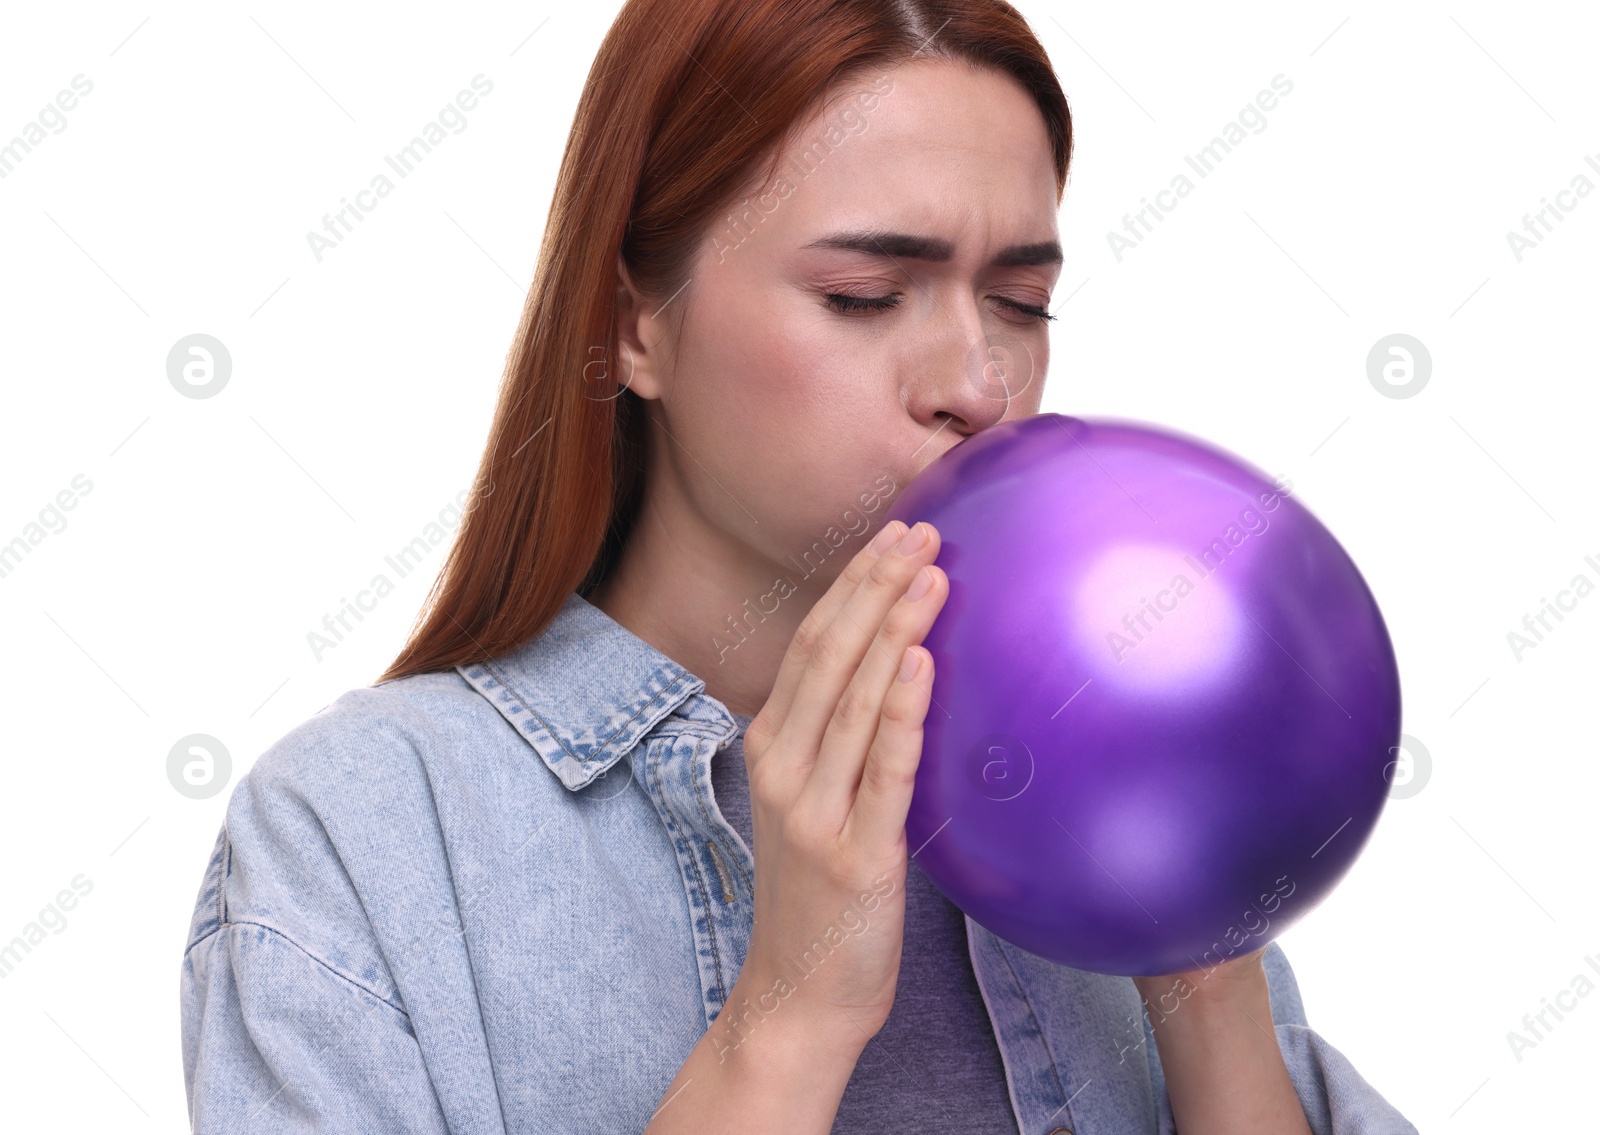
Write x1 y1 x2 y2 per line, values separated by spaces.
613 254 668 401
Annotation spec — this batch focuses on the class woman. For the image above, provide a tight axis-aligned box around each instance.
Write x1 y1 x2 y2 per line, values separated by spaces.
179 1 1418 1131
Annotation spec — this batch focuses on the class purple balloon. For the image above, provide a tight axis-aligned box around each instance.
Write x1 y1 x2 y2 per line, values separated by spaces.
886 414 1401 977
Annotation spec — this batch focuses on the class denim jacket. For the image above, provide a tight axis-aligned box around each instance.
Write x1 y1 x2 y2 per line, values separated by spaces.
180 590 1418 1134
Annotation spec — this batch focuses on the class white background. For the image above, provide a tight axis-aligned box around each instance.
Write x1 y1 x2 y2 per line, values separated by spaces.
0 0 1595 1130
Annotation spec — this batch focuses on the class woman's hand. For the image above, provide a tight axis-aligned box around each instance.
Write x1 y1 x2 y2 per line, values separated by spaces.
734 518 947 1052
1131 943 1271 1009
645 519 945 1134
1130 946 1314 1135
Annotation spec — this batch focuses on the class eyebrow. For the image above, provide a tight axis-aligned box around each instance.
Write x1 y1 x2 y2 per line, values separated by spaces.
801 229 1063 268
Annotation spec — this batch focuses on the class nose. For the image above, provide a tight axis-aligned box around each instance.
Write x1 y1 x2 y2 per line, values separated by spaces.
900 313 1036 441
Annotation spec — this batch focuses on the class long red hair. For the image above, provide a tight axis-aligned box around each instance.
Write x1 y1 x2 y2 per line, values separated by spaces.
377 0 1073 683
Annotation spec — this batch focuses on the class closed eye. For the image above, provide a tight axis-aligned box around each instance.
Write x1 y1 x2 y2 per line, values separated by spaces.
824 293 1055 323
826 293 902 315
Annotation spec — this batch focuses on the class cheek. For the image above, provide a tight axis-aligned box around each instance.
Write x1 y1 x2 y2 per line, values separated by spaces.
755 320 894 474
686 299 875 437
667 282 903 561
716 366 891 557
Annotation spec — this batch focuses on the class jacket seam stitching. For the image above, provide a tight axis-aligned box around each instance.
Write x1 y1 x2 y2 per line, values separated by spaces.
690 735 750 899
609 668 694 749
964 918 1032 1135
480 659 692 766
644 736 728 1011
479 659 578 761
184 918 409 1018
217 831 231 927
991 939 1072 1120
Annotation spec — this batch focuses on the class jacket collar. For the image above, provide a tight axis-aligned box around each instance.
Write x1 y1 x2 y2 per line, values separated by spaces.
456 591 738 791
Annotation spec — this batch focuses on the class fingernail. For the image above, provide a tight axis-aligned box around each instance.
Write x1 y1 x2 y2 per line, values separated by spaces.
897 647 921 683
894 522 928 555
906 565 934 600
869 522 903 555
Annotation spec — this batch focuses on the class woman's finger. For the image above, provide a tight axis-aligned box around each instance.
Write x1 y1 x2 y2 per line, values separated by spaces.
805 562 946 814
752 520 904 749
843 644 936 851
776 523 939 763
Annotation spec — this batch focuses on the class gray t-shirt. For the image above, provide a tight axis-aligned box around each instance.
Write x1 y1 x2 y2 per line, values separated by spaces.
712 712 1020 1134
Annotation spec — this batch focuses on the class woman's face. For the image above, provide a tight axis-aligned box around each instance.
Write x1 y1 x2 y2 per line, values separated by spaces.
618 56 1062 589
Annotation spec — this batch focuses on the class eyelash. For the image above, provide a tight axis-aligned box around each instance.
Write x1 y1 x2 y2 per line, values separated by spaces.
825 292 1056 324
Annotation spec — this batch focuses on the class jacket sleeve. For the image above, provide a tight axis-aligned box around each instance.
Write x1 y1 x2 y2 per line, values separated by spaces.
179 792 453 1133
1150 941 1418 1135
